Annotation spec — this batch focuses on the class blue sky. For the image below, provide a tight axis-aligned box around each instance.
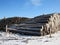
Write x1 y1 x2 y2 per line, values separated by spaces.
0 0 60 18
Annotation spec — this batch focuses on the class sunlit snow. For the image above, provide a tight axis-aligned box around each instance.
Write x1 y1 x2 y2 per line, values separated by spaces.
0 31 60 45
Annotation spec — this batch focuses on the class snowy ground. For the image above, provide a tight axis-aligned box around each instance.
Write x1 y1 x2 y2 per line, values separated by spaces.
0 31 60 45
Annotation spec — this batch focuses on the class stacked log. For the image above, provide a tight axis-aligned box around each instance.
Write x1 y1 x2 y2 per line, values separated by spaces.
8 13 60 36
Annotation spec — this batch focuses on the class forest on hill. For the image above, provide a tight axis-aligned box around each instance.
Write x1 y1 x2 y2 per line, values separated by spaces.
0 17 30 30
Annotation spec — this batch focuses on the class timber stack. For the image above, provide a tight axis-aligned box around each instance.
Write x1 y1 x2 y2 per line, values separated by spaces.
8 13 60 36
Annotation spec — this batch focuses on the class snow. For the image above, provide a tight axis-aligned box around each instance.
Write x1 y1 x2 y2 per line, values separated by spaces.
0 31 60 45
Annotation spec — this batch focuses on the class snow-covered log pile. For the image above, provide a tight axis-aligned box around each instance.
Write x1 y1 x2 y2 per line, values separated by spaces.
8 13 60 36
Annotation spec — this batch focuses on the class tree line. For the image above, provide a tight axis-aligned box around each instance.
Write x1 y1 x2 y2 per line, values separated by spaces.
0 17 30 30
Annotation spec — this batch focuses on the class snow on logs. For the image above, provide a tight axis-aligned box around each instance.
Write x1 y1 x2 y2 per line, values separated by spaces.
8 13 60 36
